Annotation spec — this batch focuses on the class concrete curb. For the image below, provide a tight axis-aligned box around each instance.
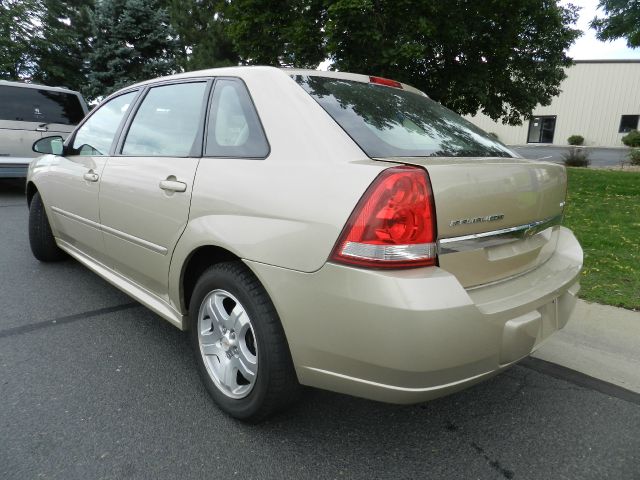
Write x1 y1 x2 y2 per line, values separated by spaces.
532 299 640 393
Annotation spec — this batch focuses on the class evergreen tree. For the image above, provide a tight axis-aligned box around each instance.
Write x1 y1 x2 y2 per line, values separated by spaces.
85 0 180 100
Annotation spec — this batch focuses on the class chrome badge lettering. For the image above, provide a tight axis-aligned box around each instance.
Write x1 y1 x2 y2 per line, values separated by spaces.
449 214 505 227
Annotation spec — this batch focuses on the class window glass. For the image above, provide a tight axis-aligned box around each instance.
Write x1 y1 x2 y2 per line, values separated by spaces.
295 76 515 158
619 115 639 133
122 82 207 156
0 85 85 125
71 91 136 156
205 79 269 158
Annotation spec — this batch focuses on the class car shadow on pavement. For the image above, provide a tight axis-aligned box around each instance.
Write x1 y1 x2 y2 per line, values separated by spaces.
0 178 26 191
100 307 638 480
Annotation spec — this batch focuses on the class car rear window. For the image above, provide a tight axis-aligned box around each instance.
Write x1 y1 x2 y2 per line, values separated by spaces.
295 76 515 158
0 85 85 125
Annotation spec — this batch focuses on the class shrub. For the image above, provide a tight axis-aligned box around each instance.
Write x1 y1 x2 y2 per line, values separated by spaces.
563 147 590 167
629 148 640 166
567 135 584 145
622 129 640 147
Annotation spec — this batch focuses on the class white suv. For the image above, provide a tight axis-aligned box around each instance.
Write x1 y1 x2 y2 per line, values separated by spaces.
0 80 88 178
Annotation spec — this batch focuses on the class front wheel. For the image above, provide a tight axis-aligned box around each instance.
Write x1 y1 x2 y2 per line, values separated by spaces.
189 262 300 422
28 191 66 262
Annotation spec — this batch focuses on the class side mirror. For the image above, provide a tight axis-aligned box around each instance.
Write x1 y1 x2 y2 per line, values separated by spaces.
33 136 65 155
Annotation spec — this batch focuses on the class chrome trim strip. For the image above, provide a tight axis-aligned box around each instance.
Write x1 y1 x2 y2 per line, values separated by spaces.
101 224 168 255
438 214 562 254
303 366 505 393
51 206 168 255
51 206 101 229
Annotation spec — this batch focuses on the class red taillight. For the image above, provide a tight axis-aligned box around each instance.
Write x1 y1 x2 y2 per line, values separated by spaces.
331 166 437 269
369 76 403 89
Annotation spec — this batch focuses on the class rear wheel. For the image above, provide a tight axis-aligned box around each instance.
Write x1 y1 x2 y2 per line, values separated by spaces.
28 191 66 262
189 261 300 422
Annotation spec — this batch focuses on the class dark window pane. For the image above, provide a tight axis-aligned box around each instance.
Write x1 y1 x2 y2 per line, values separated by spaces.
122 82 207 156
0 85 85 125
205 79 269 158
71 92 137 156
619 115 639 133
295 76 514 158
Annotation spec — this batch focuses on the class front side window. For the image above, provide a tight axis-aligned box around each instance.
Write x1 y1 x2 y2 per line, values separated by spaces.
295 76 515 158
122 82 207 156
205 79 269 158
619 115 639 133
0 85 85 125
71 91 137 156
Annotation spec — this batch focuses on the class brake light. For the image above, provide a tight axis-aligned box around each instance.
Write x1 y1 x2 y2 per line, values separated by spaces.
331 166 437 268
369 76 403 89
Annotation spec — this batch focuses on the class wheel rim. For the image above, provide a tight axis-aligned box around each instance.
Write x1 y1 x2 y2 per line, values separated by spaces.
197 289 258 399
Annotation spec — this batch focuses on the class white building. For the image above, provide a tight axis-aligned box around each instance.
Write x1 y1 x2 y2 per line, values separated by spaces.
465 60 640 147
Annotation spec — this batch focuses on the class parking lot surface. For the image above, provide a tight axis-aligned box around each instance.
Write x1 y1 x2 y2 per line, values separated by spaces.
1 180 639 480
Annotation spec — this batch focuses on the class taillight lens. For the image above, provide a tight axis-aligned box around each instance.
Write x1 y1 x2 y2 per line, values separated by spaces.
331 166 437 269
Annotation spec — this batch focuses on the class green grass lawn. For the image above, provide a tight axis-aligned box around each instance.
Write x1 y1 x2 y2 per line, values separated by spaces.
563 168 640 310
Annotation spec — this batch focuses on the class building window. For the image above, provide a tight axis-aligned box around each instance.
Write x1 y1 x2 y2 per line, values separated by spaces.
527 116 556 143
619 115 639 133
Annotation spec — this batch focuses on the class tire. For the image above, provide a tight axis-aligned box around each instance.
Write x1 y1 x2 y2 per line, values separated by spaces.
28 191 66 262
189 261 300 422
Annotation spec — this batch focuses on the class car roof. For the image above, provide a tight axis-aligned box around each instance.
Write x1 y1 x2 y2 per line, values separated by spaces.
0 80 84 96
122 65 427 97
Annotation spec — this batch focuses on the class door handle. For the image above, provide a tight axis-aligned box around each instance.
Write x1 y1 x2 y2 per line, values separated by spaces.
159 179 187 193
83 171 99 182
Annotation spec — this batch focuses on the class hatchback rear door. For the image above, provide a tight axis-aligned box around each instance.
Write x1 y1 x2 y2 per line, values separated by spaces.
98 80 211 299
384 157 566 287
295 74 567 287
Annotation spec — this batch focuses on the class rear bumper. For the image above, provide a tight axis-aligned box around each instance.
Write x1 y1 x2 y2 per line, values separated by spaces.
0 158 31 178
246 226 582 404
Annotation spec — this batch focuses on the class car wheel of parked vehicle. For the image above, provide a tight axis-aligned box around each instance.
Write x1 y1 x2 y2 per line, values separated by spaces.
189 262 300 422
28 191 66 262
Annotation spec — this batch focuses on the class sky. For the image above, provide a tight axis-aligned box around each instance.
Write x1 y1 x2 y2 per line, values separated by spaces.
564 0 640 59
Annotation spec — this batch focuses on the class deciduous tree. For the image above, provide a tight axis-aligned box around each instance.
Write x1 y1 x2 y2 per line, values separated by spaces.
591 0 640 48
226 0 581 125
0 0 41 80
226 0 326 67
162 0 239 71
31 0 94 91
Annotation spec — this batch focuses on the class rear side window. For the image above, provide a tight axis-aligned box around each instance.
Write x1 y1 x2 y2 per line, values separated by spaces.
122 82 207 156
295 76 515 158
71 91 137 156
0 85 85 125
205 79 269 158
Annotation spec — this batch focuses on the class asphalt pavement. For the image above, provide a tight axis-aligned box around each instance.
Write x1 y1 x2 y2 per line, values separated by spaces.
1 179 639 480
511 145 629 167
